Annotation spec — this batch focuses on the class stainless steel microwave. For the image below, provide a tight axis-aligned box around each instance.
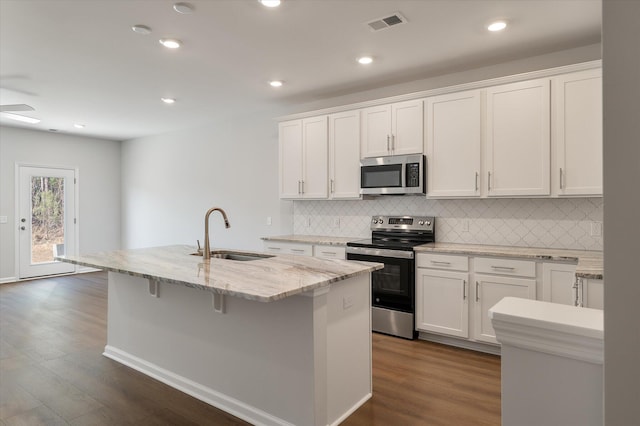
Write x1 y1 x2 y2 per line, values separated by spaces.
360 154 425 195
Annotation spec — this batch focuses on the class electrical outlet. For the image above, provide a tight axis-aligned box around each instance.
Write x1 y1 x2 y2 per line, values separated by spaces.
332 218 340 229
266 216 272 226
590 221 602 237
462 219 469 232
305 216 311 227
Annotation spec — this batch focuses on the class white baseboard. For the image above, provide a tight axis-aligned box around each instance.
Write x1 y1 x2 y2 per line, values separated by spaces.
0 277 18 285
418 332 502 356
103 345 295 426
329 393 372 426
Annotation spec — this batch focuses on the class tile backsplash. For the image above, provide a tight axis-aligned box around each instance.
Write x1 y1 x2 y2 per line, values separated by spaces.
293 197 603 251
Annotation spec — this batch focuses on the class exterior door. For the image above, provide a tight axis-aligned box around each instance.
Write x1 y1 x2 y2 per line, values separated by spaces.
18 166 76 278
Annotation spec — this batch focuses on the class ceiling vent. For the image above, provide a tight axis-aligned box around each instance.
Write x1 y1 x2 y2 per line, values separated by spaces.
366 12 407 32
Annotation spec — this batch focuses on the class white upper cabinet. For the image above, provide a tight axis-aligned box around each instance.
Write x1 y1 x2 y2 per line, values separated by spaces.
328 110 361 199
552 69 603 196
279 120 304 199
279 116 328 199
361 100 423 158
426 90 482 198
485 78 551 197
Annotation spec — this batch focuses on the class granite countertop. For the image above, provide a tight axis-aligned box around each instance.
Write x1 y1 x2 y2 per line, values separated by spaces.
261 235 359 246
57 245 382 302
415 242 603 280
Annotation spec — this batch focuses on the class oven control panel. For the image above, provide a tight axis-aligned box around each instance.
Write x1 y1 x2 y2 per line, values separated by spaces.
370 215 434 231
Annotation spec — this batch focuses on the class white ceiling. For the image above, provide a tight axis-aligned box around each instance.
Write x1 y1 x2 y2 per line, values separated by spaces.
0 0 601 141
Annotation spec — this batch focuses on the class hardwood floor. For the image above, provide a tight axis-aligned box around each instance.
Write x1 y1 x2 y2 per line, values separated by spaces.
0 272 501 425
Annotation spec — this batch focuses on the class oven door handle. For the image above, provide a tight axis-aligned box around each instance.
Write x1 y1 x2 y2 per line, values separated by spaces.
346 246 414 259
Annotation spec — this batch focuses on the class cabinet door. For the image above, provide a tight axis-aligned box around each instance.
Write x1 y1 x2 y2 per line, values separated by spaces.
279 120 303 199
391 99 424 155
426 90 482 197
474 275 536 344
486 79 551 196
553 69 603 196
329 110 361 199
361 105 392 158
301 116 328 199
583 279 604 309
542 263 577 306
416 269 469 338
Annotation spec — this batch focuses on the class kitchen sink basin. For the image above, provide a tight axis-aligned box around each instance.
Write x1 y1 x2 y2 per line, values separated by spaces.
191 250 275 261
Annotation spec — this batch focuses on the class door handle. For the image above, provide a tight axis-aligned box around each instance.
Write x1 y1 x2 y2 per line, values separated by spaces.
21 218 26 223
20 226 26 230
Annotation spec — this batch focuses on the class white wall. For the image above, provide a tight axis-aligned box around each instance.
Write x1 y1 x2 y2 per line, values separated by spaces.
603 1 640 423
0 126 121 282
120 112 292 251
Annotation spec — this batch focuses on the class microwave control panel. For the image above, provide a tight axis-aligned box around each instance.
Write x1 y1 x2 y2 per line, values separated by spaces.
406 163 420 187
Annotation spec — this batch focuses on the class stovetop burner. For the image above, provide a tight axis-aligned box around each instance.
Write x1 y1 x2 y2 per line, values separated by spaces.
347 215 435 251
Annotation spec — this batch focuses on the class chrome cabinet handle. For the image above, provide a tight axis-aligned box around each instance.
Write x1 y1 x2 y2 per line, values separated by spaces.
560 168 564 190
475 172 479 191
297 180 301 194
301 180 304 194
330 179 335 193
291 249 306 253
387 135 390 151
391 134 395 151
475 281 480 302
491 265 516 271
430 260 451 265
488 171 492 191
463 280 467 300
267 246 282 251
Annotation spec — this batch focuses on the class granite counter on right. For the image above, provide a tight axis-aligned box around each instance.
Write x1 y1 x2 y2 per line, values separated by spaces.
414 242 603 279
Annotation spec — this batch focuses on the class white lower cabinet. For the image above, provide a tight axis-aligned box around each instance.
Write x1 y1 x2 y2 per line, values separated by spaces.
313 245 346 259
582 278 604 309
263 241 346 260
473 274 536 344
416 253 536 347
263 241 313 256
416 268 469 338
542 263 604 309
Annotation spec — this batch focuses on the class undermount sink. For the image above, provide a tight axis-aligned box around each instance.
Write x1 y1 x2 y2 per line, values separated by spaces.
191 250 275 261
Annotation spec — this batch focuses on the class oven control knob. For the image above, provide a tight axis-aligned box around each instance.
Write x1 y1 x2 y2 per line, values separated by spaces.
378 219 384 224
418 220 424 225
426 221 431 226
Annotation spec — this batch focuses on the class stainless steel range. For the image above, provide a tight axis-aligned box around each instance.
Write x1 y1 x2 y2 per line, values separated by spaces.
346 215 435 339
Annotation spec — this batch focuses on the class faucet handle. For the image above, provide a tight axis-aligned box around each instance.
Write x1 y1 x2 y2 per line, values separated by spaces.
196 239 203 255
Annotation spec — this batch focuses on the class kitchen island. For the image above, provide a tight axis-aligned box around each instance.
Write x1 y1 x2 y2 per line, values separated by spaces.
58 245 382 426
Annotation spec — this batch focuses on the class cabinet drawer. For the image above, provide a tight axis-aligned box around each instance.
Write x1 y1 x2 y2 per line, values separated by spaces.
263 241 312 256
475 257 536 278
313 245 346 259
416 253 469 272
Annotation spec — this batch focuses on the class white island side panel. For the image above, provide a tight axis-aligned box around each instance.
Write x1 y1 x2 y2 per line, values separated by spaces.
104 271 371 426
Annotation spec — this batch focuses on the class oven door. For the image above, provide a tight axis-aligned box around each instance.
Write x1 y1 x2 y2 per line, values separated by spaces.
346 247 414 313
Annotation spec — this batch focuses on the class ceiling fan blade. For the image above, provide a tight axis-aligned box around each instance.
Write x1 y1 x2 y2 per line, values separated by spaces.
0 104 35 112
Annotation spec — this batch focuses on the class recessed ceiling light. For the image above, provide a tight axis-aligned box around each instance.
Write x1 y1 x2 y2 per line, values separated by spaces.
74 123 85 129
357 56 373 65
269 80 283 87
161 98 176 104
259 0 281 7
1 112 40 124
173 2 194 14
131 25 152 35
159 39 181 49
487 21 507 32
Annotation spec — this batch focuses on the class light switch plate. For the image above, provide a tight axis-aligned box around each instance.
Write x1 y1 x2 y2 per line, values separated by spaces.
590 221 602 237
